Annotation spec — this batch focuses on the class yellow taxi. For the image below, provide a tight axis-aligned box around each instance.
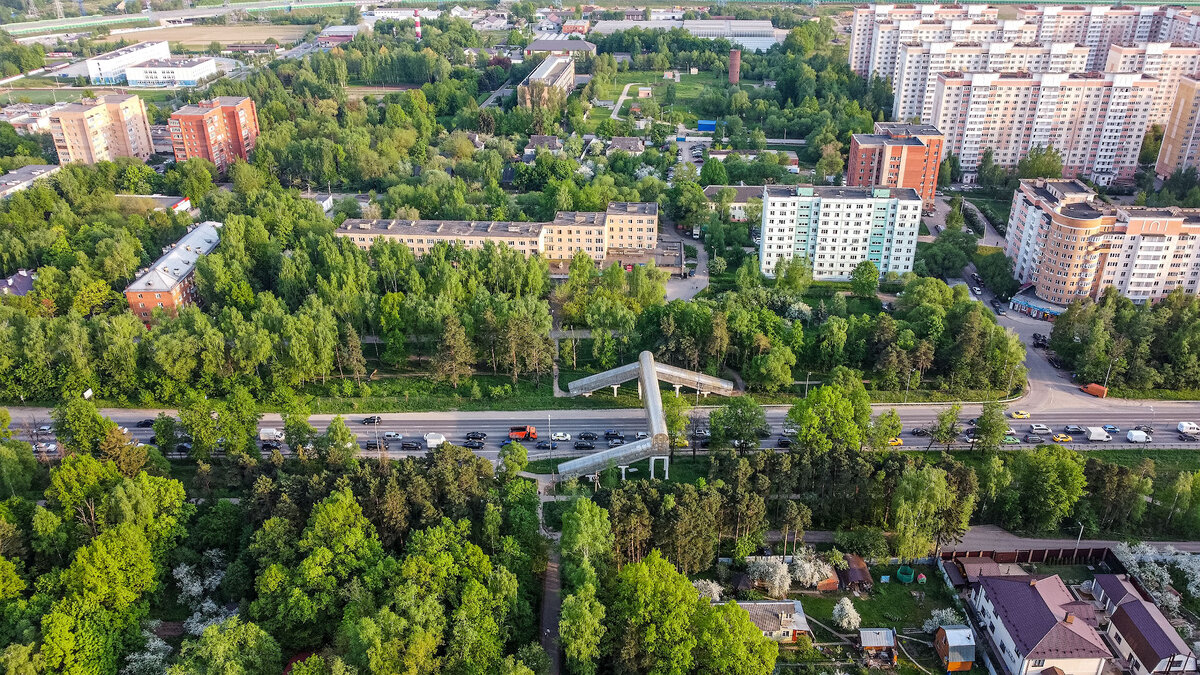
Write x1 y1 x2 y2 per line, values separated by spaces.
887 437 904 446
1010 410 1031 419
1052 433 1073 443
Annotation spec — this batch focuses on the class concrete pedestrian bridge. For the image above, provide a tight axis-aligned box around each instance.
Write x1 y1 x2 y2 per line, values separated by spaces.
555 351 734 479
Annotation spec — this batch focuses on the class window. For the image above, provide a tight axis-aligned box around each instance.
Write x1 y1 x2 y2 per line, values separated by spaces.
1032 660 1045 668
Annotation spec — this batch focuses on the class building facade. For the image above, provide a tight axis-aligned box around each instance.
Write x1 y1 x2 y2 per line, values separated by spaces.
1104 42 1200 125
49 95 154 164
0 164 60 199
703 185 762 221
125 57 219 87
517 55 576 109
930 71 1156 186
85 41 171 84
758 186 922 280
892 41 1089 123
169 97 260 171
336 202 658 261
1005 179 1200 304
125 222 222 321
736 601 811 642
0 103 67 134
847 122 944 211
1016 4 1169 70
1156 74 1200 178
849 4 998 76
868 18 1040 82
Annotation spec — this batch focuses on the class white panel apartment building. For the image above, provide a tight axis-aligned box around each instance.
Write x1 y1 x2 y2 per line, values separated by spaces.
1015 4 1167 70
849 4 998 75
893 41 1088 123
931 71 1156 186
1104 42 1200 125
758 186 921 280
867 19 1038 82
85 41 171 85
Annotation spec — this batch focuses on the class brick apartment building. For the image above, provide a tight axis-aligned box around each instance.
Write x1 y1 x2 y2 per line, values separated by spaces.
848 122 944 211
169 97 260 171
125 222 222 321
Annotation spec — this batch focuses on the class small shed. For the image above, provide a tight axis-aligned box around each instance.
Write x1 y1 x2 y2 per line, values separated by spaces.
839 554 872 592
697 119 717 132
934 625 975 672
860 628 897 664
637 86 652 98
816 568 840 592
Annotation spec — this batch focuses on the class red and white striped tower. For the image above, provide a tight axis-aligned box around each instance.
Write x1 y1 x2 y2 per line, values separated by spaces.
414 10 422 39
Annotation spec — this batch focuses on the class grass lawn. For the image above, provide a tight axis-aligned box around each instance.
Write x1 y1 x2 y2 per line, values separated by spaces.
1109 388 1200 401
595 69 729 122
919 220 930 236
1020 563 1094 585
0 88 176 105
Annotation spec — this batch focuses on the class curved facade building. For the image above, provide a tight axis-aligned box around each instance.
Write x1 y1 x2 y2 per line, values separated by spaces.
1006 179 1200 304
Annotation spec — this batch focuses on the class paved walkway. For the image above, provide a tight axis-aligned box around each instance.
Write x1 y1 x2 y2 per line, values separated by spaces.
540 549 562 674
662 225 709 301
480 82 511 108
611 82 637 119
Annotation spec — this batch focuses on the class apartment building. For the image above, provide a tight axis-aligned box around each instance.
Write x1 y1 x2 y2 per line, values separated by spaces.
1104 42 1200 125
1016 4 1167 70
336 202 658 261
1156 75 1200 178
125 57 219 87
125 221 222 321
892 41 1088 123
1005 178 1200 304
849 4 998 76
169 97 260 171
867 18 1039 82
758 186 922 280
49 95 154 164
848 122 944 211
0 103 67 134
0 164 60 199
517 55 575 109
931 71 1156 186
85 41 171 85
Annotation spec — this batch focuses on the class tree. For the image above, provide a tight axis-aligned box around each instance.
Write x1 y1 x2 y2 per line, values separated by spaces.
709 256 727 275
930 404 961 451
560 583 605 675
972 401 1008 452
709 396 766 453
699 158 727 186
0 439 36 499
832 597 861 631
318 416 358 467
692 601 779 675
850 260 879 298
169 617 282 675
1011 446 1086 532
608 550 698 674
867 409 903 452
561 498 612 569
891 466 958 561
98 426 147 477
660 393 692 450
1017 145 1064 179
747 559 791 597
432 314 474 388
52 397 114 455
497 441 528 483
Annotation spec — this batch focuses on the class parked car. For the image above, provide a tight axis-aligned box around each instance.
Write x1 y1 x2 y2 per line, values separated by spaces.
262 440 282 451
777 437 792 448
463 440 485 450
578 431 598 441
465 431 487 440
1048 357 1064 369
361 416 382 425
972 286 983 294
551 432 571 441
136 419 155 428
536 441 559 450
574 440 596 450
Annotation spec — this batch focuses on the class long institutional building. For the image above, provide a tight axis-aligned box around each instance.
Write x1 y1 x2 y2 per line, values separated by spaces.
1006 179 1200 304
336 202 659 260
757 186 922 281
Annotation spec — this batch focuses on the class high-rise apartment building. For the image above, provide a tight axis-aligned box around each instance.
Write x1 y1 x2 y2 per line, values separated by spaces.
169 97 260 171
892 41 1089 123
1104 42 1200 125
758 186 922 280
867 19 1038 82
931 71 1156 186
49 95 154 164
849 4 998 76
1015 4 1167 70
1005 178 1200 304
848 122 944 211
1156 75 1200 179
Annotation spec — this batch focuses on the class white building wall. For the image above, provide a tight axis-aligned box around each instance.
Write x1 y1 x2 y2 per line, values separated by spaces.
85 41 170 84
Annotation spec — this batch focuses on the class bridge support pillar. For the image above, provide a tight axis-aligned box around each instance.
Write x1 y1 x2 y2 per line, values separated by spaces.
637 380 642 399
611 385 619 397
650 456 669 481
674 384 682 397
618 465 629 481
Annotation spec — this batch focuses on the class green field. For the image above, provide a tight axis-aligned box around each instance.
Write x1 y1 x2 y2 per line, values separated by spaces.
0 88 177 105
596 69 732 123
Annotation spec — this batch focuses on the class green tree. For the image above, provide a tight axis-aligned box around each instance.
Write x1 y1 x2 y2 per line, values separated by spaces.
891 466 958 561
497 441 528 483
52 397 114 456
318 416 359 467
560 583 606 675
930 404 962 451
867 409 903 452
1017 145 1064 179
972 401 1008 452
699 158 728 186
432 314 475 388
169 616 282 675
709 396 766 453
560 498 612 570
609 550 698 674
849 260 879 298
692 600 779 675
1011 446 1086 532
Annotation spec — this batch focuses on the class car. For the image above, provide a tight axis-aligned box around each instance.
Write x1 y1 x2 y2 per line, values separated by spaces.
1030 424 1051 434
463 440 485 449
1010 410 1030 419
365 440 389 451
383 431 404 441
1005 426 1017 435
692 428 712 439
636 431 649 439
1065 425 1085 434
536 441 559 450
262 440 282 451
574 440 596 450
1023 434 1045 444
400 441 422 451
578 431 598 441
36 425 52 434
777 437 792 448
1002 435 1021 445
963 434 978 444
608 438 625 447
1032 333 1045 342
1132 424 1154 433
966 417 979 426
1103 424 1121 433
361 416 382 425
499 438 518 447
465 431 487 440
695 438 711 448
604 429 624 439
136 419 155 428
176 441 193 453
1048 357 1064 369
887 437 904 446
1180 433 1200 442
911 427 930 437
551 432 571 441
1052 433 1073 443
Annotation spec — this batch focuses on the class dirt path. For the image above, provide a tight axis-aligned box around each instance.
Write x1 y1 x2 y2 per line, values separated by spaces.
540 549 563 674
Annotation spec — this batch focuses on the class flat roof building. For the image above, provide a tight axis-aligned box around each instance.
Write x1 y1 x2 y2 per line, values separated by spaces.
1157 74 1200 179
518 55 575 109
169 96 259 171
0 164 60 199
0 102 67 135
85 41 170 85
591 18 784 51
49 95 153 164
759 185 922 281
524 37 597 58
848 122 943 211
125 221 222 321
125 57 219 87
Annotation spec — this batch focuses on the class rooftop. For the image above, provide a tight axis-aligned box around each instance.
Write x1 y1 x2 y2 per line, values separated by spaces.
0 164 60 190
126 221 222 294
527 38 597 52
87 41 167 61
607 201 658 215
171 96 253 117
703 185 763 202
764 185 922 201
526 134 563 150
860 628 896 648
526 55 574 84
1092 574 1142 607
737 600 811 635
0 269 34 296
608 136 645 152
341 218 542 239
129 57 215 69
1111 600 1194 668
976 575 1110 661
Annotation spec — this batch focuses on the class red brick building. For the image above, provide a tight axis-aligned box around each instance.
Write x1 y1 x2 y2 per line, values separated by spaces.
848 122 944 212
169 97 259 171
124 221 221 322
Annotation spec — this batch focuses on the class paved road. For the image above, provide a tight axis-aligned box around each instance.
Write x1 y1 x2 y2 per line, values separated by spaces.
662 224 708 301
611 82 637 120
2 0 367 35
540 550 562 675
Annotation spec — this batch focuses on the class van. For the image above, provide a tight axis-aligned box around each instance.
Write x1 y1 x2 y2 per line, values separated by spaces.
259 428 284 442
1080 383 1108 398
1086 427 1112 442
383 431 403 441
509 425 538 440
1178 422 1200 434
423 432 446 449
1127 430 1152 444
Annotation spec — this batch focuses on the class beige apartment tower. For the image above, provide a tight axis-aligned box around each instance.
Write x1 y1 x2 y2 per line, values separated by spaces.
1156 75 1200 179
49 95 154 164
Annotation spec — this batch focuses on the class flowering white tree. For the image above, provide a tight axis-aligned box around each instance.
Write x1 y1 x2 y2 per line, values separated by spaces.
748 559 792 598
791 548 835 588
922 607 965 633
121 623 171 675
693 579 722 602
833 597 861 631
174 550 234 636
1111 542 1193 614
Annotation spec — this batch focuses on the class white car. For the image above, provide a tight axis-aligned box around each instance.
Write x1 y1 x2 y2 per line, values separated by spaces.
636 431 648 439
551 432 571 441
1030 424 1051 434
36 425 52 434
383 432 404 441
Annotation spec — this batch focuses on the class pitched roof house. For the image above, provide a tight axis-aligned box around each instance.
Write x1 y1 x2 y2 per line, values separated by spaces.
1108 600 1197 675
736 600 811 643
1091 574 1141 614
971 575 1110 675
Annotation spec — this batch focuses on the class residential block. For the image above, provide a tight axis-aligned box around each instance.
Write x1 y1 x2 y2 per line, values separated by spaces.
848 122 944 211
169 97 260 171
125 221 222 321
49 95 154 164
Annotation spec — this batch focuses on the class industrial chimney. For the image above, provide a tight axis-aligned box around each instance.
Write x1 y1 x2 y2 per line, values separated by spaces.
729 49 741 85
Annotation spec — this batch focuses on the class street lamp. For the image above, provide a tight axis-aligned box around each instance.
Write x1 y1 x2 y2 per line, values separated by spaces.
904 368 917 404
804 371 813 397
1074 520 1084 562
